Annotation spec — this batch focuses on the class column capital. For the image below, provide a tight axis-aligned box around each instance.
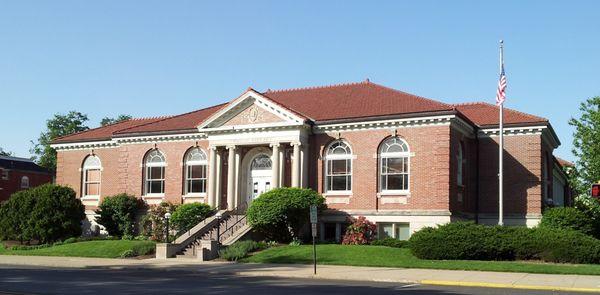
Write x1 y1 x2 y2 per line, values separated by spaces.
226 145 236 151
269 142 281 148
209 145 219 151
291 141 302 147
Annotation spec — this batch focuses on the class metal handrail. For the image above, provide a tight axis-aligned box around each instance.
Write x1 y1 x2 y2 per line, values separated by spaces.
215 203 249 243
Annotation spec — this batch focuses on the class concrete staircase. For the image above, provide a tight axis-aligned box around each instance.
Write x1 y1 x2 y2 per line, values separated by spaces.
156 208 251 261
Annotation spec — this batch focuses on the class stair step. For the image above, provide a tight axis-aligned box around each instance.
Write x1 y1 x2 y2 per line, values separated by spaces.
176 254 196 259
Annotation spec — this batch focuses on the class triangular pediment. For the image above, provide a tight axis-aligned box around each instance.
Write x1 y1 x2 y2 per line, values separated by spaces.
198 89 305 130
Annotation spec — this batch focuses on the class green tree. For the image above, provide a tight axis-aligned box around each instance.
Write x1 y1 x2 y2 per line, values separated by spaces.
100 114 132 126
569 96 600 195
0 147 12 156
96 194 141 237
30 111 89 171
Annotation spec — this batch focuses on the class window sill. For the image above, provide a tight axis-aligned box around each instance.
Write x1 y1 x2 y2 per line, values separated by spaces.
142 194 165 199
81 196 100 200
323 191 352 197
378 191 410 197
183 193 207 199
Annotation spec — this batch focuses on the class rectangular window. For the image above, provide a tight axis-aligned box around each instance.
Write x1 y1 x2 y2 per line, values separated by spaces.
84 169 101 196
146 166 165 195
380 156 409 191
185 164 207 194
326 159 351 192
1 170 8 180
378 223 410 240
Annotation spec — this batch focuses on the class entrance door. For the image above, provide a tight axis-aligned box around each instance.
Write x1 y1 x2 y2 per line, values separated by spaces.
247 154 273 205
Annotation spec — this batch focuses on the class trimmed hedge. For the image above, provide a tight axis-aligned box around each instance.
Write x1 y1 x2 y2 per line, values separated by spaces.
247 188 326 242
371 238 409 248
409 222 600 264
170 203 213 235
96 194 141 237
539 207 595 235
219 240 263 261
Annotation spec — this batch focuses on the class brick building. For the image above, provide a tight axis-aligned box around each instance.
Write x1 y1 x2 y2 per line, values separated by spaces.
51 81 568 241
0 155 53 202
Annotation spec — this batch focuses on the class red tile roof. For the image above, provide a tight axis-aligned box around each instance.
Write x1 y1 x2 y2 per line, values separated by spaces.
555 156 574 168
113 104 225 136
453 102 548 127
52 81 551 144
52 117 167 144
263 81 455 122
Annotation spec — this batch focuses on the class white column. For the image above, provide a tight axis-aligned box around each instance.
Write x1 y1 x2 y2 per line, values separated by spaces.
207 146 217 208
215 148 222 209
301 143 309 188
226 146 236 210
271 143 280 188
234 149 241 209
291 142 301 187
279 147 284 186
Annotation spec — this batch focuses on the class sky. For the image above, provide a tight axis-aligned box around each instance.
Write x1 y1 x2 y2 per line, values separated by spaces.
1 1 599 162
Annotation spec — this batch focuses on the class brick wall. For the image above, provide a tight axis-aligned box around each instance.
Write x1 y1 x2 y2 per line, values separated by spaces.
0 168 53 202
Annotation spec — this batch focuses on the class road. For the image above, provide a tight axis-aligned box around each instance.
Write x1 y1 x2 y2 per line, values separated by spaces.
0 265 588 295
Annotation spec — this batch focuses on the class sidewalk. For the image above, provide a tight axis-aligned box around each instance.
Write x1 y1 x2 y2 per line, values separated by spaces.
1 256 599 293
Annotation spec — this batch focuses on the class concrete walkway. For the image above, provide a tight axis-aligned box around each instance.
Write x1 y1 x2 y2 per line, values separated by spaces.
1 256 599 293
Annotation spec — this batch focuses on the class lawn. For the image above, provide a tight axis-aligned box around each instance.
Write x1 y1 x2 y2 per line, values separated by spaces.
0 240 156 259
241 244 600 276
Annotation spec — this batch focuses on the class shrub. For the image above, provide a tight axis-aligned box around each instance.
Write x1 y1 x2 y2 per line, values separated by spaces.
342 216 377 245
140 202 177 242
247 188 326 242
96 194 141 237
63 237 78 244
371 238 409 248
132 242 156 256
120 250 136 258
170 203 213 235
218 240 260 261
0 184 85 244
575 195 600 238
409 222 600 264
539 207 595 235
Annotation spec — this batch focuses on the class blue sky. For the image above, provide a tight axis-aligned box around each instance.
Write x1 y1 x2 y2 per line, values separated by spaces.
1 1 599 161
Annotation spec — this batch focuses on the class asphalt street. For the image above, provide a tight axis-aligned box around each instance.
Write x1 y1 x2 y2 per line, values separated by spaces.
0 265 589 295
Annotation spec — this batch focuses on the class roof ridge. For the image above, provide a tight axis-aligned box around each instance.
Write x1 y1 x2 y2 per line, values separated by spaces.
264 80 370 93
455 101 548 121
114 103 228 135
368 81 455 110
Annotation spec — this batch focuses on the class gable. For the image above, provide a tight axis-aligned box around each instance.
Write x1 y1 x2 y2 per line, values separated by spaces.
198 89 306 130
222 103 286 126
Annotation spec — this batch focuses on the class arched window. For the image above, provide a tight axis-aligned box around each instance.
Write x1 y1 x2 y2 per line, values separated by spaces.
144 149 166 195
457 142 464 186
20 176 30 189
379 137 410 192
184 147 207 194
83 155 102 197
251 154 272 170
324 140 352 193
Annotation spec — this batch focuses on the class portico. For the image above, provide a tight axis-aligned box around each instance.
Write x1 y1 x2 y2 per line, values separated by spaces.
205 141 308 211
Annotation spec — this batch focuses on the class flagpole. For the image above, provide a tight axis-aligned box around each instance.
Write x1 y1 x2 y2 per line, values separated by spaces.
498 40 504 226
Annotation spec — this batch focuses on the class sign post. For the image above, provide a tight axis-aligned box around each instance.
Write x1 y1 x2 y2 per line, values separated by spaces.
310 205 318 275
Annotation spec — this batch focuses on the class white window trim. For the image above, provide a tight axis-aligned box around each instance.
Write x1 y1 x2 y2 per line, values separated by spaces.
324 141 353 194
83 156 102 198
378 137 411 193
144 150 167 196
20 176 30 189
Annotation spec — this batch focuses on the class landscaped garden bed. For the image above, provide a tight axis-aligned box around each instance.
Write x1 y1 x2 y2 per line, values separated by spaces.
0 239 156 259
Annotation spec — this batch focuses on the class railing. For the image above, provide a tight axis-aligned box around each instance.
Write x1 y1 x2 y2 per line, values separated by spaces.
215 203 249 243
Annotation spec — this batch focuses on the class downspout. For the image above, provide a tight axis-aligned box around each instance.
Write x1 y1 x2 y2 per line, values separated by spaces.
475 132 480 224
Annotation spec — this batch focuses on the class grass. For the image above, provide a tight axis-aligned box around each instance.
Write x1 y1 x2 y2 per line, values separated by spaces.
241 244 600 276
0 240 156 259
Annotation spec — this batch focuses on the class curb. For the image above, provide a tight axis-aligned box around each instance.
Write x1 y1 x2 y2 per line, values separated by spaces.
420 280 600 293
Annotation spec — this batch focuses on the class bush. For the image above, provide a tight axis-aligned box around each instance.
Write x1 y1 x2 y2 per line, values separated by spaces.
96 194 141 237
0 184 85 244
575 195 600 238
120 250 136 258
371 238 409 248
409 222 600 264
170 203 213 235
132 242 156 256
218 240 261 261
539 207 595 236
140 202 177 242
247 188 326 242
342 216 377 245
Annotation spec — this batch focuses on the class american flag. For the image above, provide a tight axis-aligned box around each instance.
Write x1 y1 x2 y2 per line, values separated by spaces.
496 64 507 106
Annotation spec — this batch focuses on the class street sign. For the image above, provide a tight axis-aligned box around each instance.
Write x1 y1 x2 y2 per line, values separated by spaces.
311 223 317 237
310 205 318 223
